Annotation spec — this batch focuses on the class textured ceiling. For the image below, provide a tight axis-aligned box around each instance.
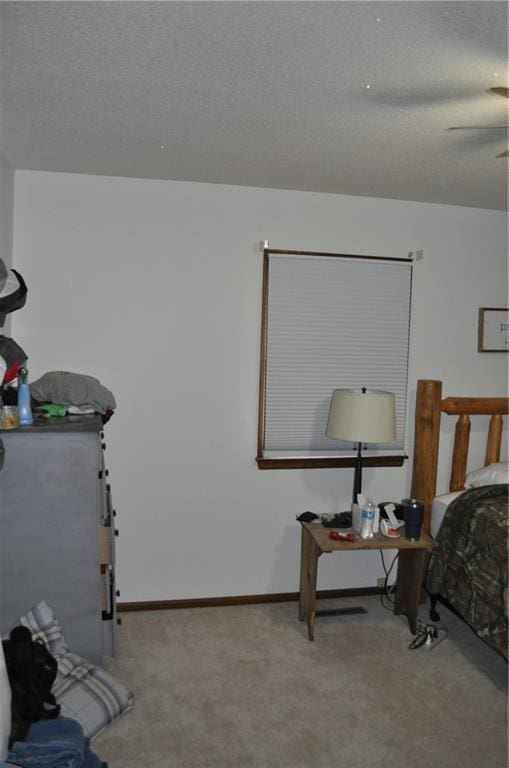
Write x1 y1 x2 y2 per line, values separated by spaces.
0 1 507 210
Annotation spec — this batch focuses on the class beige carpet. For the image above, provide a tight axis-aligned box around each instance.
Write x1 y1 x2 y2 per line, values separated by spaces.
94 596 508 768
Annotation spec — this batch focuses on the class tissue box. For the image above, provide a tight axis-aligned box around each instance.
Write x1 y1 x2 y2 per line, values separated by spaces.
352 503 380 533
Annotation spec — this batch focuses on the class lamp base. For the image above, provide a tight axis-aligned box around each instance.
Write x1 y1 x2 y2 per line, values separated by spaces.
352 441 363 507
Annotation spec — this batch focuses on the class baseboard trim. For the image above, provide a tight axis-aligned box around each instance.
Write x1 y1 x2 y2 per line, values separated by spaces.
118 586 383 613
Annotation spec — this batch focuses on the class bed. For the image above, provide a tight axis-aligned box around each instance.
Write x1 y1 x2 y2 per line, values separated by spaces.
410 379 508 659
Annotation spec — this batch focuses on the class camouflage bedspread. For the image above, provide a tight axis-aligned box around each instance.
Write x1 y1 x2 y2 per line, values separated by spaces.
426 483 508 659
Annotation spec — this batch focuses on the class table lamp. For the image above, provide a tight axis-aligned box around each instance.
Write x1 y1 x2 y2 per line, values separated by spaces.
326 388 396 506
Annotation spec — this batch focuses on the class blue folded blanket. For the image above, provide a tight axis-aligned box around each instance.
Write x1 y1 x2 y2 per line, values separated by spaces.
7 718 104 768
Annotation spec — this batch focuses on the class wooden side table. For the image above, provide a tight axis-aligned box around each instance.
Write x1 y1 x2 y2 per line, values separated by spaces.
299 523 438 640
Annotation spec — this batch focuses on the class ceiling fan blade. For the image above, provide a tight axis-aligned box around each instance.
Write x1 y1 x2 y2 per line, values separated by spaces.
496 149 509 158
447 125 508 130
488 87 508 99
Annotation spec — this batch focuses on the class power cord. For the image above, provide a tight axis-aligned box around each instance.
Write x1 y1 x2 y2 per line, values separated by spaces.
379 550 398 612
378 551 448 650
408 620 448 650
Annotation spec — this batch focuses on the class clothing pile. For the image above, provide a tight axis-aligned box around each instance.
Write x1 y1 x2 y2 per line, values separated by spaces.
6 718 106 768
0 367 116 424
29 371 116 422
1 627 108 768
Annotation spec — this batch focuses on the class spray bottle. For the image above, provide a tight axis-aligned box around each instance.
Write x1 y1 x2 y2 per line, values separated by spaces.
17 366 34 426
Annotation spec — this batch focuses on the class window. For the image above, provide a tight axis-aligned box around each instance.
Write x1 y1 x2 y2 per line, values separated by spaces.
257 248 413 469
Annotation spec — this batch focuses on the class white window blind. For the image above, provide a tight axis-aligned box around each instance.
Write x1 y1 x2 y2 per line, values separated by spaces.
261 252 412 459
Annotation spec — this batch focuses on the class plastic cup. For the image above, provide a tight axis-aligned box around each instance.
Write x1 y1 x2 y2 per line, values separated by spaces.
1 405 19 429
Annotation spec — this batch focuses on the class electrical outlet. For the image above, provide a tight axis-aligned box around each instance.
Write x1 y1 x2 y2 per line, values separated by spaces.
377 577 385 588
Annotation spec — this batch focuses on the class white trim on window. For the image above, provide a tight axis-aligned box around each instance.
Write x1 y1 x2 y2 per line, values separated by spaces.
258 250 412 465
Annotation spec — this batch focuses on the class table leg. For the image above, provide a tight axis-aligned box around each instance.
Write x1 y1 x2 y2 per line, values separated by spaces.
298 526 312 621
306 540 319 641
298 526 320 639
394 549 427 634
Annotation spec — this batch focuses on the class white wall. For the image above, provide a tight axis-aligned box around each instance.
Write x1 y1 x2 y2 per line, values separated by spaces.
12 171 508 602
0 150 14 269
0 150 14 336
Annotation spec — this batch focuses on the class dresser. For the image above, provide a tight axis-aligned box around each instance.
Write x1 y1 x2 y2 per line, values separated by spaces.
0 415 118 663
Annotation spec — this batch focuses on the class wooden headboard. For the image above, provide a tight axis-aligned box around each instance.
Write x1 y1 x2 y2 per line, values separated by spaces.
410 379 509 534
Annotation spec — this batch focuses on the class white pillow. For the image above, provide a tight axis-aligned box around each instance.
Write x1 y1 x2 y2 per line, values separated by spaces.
10 601 133 739
0 643 11 761
464 461 509 489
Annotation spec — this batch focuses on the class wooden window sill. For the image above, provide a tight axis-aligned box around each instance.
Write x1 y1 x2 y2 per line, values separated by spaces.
256 455 407 470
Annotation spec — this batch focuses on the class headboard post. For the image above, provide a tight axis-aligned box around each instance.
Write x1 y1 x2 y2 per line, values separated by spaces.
450 414 471 491
485 414 503 466
410 379 442 534
442 395 507 490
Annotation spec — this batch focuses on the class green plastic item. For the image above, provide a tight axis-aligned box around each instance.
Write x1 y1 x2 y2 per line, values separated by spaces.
36 403 68 418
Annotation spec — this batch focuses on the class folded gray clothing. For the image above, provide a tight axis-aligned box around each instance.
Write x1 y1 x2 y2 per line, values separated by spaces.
30 372 116 415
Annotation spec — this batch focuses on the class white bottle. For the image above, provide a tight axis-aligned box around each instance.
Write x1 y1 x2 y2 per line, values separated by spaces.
360 498 376 539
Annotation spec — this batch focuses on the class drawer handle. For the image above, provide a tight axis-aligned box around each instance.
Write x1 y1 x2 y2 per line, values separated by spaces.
116 590 120 597
114 529 119 537
117 617 122 626
102 569 114 621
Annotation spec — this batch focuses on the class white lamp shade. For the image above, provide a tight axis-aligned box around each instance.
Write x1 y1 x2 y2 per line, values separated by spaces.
326 389 396 444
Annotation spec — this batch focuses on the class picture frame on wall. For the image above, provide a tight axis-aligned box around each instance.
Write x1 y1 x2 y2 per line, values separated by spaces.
478 307 509 353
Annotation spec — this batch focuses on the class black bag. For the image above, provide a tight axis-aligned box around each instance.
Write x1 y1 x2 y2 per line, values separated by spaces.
2 625 61 745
